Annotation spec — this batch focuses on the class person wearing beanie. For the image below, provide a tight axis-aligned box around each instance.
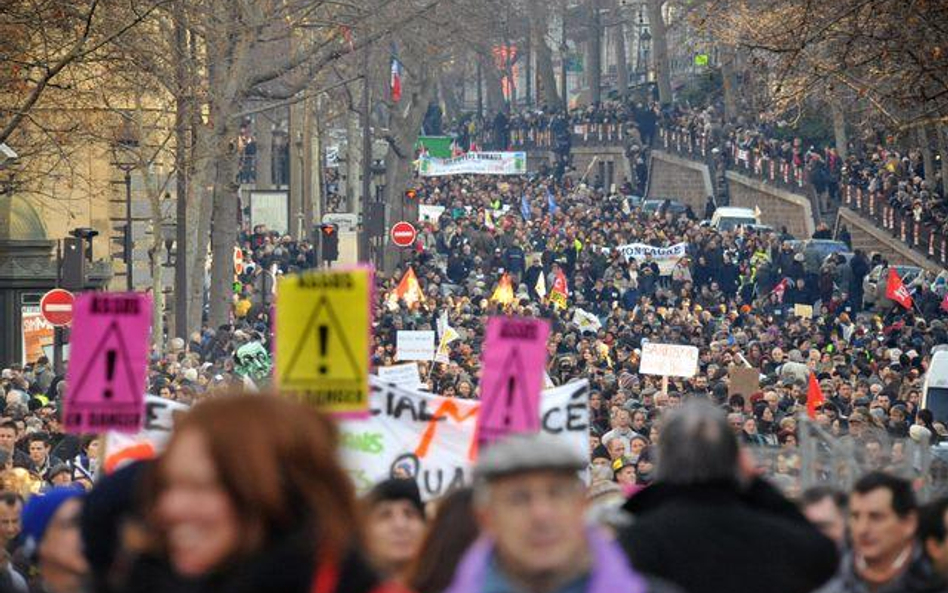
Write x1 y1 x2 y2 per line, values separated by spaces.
80 461 151 593
612 456 637 487
363 478 427 580
21 486 87 593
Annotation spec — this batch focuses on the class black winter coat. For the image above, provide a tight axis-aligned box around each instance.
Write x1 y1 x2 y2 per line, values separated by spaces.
618 479 838 593
119 532 393 593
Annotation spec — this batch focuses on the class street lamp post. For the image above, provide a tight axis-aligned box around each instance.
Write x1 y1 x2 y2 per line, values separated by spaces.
117 165 134 291
112 119 139 292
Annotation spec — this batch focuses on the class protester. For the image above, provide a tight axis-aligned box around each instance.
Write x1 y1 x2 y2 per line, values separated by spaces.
920 497 948 581
822 472 945 593
20 486 87 593
618 400 839 593
801 487 849 549
405 488 479 593
132 395 405 593
445 432 680 593
363 479 427 581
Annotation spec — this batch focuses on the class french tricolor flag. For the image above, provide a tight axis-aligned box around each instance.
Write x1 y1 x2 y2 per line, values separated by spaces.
390 44 402 103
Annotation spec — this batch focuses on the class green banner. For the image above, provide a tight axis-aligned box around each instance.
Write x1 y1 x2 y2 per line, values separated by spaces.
415 136 454 159
694 54 709 66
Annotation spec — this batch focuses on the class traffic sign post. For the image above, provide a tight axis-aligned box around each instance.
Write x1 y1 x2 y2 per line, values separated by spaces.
41 289 75 327
390 221 417 248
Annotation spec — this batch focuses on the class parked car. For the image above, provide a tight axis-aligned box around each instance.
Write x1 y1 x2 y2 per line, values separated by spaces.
709 206 760 232
641 199 690 217
863 264 924 310
788 239 851 275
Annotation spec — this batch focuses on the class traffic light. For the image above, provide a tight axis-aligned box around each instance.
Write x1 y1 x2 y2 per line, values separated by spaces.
110 224 131 265
320 223 339 265
61 237 86 291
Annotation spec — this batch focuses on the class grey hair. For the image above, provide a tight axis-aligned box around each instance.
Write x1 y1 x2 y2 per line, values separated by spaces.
654 399 739 485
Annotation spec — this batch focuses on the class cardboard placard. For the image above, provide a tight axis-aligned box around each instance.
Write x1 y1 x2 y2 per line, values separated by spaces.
477 317 550 447
275 268 373 414
377 363 423 390
396 331 436 361
639 342 699 378
728 366 761 400
64 293 151 433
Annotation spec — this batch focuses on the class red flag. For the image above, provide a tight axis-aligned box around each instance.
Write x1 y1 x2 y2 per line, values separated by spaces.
390 44 402 103
885 268 913 310
390 266 424 308
771 277 790 303
806 373 825 419
549 269 568 310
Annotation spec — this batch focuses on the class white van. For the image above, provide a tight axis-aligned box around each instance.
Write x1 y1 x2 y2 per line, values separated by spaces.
922 347 948 423
710 207 760 232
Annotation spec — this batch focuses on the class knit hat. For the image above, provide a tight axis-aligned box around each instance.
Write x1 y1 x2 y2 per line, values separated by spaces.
80 461 150 576
22 486 85 556
366 478 425 517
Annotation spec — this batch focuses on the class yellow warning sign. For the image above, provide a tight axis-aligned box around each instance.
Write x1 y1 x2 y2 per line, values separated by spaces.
276 268 372 414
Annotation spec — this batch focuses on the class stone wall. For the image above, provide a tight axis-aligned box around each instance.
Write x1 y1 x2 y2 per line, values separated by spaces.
570 146 631 190
646 150 713 211
836 208 944 272
725 172 815 239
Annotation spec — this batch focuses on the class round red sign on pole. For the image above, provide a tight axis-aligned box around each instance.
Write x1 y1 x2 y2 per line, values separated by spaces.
390 221 417 247
40 289 75 327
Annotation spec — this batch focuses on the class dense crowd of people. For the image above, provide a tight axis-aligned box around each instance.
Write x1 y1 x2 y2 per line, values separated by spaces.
2 98 948 592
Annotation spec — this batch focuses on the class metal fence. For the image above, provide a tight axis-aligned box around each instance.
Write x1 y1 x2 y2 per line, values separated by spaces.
657 127 809 194
509 122 631 150
841 185 948 268
750 417 948 504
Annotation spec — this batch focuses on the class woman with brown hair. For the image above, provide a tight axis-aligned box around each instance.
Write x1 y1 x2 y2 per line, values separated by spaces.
131 394 407 593
404 488 479 593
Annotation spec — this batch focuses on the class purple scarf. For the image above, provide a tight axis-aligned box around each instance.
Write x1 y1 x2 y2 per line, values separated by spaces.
443 527 649 593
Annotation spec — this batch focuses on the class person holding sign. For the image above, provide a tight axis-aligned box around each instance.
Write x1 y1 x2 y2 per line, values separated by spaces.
133 395 407 593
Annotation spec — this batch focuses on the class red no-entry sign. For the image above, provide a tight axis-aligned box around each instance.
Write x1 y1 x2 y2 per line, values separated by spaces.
41 289 75 327
390 221 417 247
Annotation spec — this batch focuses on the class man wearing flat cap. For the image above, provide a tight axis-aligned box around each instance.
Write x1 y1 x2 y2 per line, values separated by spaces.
443 433 680 593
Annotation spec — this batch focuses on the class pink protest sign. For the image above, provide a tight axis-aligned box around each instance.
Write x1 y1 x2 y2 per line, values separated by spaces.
64 292 152 434
476 316 550 448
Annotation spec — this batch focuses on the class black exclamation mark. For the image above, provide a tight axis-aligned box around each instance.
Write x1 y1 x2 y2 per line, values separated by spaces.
318 325 328 375
104 350 117 399
502 376 515 427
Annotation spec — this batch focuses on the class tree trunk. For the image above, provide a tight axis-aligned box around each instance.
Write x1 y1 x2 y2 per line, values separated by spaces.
254 111 273 188
830 100 848 160
146 173 165 349
383 63 437 274
289 100 304 240
482 53 506 114
560 0 568 110
646 0 672 105
187 125 213 334
720 44 739 121
918 124 934 183
186 26 209 335
588 0 602 104
207 118 240 329
439 72 463 124
345 108 362 213
172 0 190 339
613 4 628 100
529 0 561 108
